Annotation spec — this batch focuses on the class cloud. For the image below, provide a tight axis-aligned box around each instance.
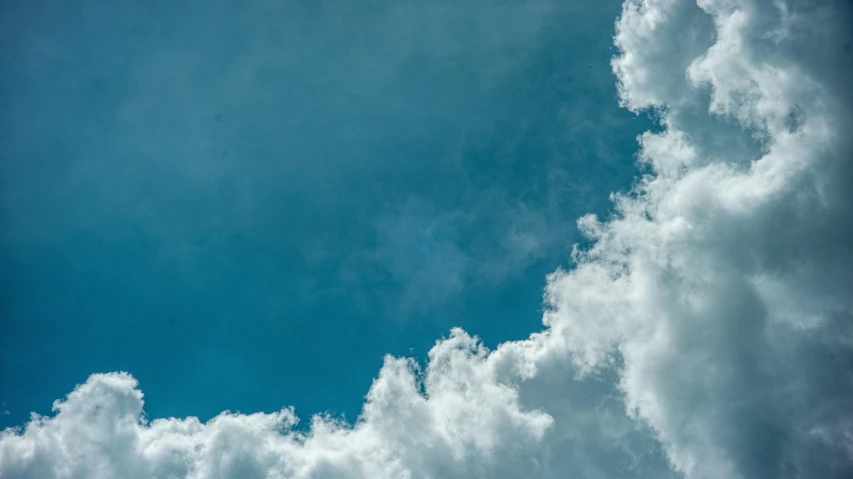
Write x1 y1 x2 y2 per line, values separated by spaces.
0 336 672 479
545 0 853 477
2 0 852 478
365 198 564 318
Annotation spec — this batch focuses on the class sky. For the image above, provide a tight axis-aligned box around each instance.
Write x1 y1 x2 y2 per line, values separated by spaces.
0 0 652 427
1 0 852 479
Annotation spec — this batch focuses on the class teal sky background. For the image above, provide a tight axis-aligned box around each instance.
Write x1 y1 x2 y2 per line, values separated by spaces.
0 0 653 427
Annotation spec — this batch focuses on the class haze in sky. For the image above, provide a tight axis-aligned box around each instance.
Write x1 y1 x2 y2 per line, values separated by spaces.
2 0 853 478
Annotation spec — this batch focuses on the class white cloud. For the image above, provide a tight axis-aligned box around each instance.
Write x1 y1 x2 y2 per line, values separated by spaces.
2 0 852 478
547 0 853 477
0 335 672 479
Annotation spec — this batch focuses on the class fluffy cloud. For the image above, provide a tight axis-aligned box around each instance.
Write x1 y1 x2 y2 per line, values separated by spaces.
2 0 852 478
548 0 853 477
0 335 671 479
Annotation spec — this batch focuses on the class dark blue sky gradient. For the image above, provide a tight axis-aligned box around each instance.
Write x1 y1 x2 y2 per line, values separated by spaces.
0 0 653 426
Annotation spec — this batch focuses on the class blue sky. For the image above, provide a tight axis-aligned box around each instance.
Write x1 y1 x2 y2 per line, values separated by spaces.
0 0 651 426
3 1 853 478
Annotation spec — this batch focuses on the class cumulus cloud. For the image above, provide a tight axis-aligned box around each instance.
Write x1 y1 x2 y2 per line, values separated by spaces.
2 0 852 478
547 0 853 477
0 336 671 479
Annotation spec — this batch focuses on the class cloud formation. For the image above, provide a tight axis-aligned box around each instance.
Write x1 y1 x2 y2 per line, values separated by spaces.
2 0 852 478
0 339 671 479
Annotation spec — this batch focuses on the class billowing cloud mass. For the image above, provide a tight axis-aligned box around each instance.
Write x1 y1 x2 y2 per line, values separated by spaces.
2 0 852 477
